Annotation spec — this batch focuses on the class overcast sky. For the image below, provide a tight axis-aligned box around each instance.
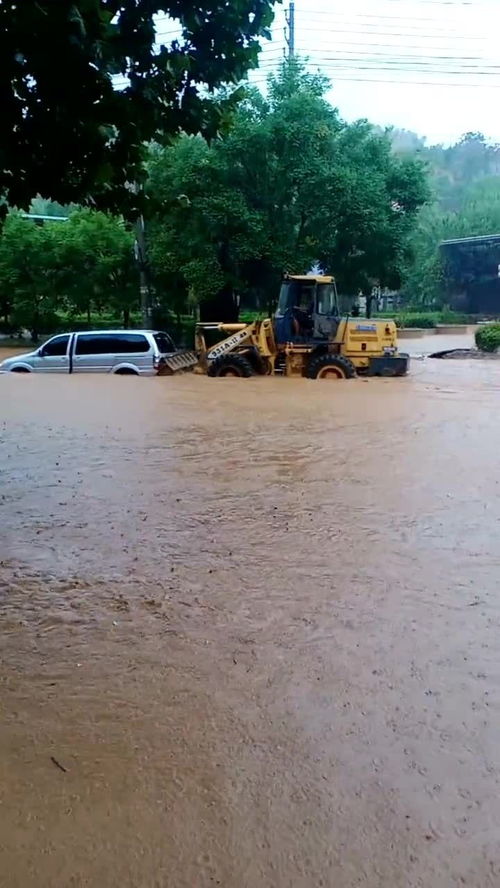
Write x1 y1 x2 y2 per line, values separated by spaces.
249 0 500 145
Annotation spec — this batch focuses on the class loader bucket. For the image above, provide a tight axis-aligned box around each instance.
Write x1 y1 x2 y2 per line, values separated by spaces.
159 351 198 375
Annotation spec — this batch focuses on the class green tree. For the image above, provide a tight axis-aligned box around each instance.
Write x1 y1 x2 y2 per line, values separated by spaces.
59 210 139 325
147 59 430 314
403 177 500 307
0 210 139 337
0 0 275 212
147 136 266 315
0 215 65 340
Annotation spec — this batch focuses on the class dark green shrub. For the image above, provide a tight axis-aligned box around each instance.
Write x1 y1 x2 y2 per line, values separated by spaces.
396 313 437 329
439 308 472 325
475 325 500 353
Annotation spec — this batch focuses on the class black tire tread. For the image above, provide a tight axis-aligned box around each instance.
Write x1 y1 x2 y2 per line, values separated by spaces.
306 353 356 380
208 354 254 378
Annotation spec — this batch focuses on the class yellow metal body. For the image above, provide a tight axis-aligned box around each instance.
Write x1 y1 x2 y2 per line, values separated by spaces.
193 272 405 378
194 315 401 378
334 317 399 372
194 319 277 374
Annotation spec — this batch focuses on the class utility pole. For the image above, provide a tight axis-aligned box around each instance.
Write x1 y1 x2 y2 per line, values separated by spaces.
135 211 151 328
132 182 151 328
285 1 295 59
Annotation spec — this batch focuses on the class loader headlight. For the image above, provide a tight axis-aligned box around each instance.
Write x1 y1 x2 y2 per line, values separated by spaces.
383 346 396 356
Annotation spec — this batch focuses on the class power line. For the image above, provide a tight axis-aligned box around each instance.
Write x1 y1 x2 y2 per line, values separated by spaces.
257 61 500 77
117 1 499 94
279 48 495 62
261 52 500 70
288 24 484 40
300 13 477 32
274 37 485 51
298 8 473 22
154 24 485 44
251 71 500 87
383 0 474 5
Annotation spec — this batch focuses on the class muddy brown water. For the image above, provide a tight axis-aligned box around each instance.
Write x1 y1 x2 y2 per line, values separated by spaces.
2 356 500 887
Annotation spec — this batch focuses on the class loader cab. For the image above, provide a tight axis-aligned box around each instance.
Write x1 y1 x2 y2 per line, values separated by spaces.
274 275 340 344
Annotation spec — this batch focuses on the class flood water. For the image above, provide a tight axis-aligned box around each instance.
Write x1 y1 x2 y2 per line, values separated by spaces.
2 357 500 887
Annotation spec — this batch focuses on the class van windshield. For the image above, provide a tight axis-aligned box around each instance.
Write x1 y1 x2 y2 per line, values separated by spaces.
154 332 175 354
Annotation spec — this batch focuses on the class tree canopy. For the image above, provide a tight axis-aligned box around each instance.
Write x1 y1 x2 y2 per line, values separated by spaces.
0 210 137 339
0 0 275 212
404 176 500 307
392 131 500 306
0 56 433 337
147 60 430 309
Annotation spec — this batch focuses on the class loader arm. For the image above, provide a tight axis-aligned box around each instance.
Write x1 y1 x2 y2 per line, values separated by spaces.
207 324 258 361
195 321 259 368
194 319 277 374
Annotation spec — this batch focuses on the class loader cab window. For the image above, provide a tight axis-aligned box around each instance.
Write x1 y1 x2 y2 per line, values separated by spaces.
316 283 338 317
276 281 314 316
277 280 338 317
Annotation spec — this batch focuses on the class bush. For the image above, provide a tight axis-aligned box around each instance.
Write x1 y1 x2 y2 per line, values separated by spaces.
395 313 437 329
392 309 476 329
439 308 472 325
475 324 500 353
10 307 62 341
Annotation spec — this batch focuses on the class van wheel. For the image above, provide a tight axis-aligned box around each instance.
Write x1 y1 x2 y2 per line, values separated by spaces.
114 368 139 376
11 367 30 373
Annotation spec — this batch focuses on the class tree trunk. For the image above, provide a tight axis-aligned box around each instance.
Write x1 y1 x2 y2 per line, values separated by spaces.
86 303 91 324
123 306 130 327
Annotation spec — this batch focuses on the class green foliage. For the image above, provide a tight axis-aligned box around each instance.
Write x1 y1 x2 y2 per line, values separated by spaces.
380 310 475 329
395 312 438 329
0 214 66 339
403 176 500 308
59 210 139 324
438 306 469 324
0 57 432 334
475 324 500 352
0 210 138 338
0 0 275 212
428 133 500 211
392 130 500 307
147 58 429 312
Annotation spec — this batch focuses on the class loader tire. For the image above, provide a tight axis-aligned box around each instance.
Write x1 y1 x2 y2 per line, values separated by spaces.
307 353 356 380
208 354 255 378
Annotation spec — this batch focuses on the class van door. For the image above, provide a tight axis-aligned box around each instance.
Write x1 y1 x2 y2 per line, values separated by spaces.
72 333 153 373
32 334 71 372
73 333 116 373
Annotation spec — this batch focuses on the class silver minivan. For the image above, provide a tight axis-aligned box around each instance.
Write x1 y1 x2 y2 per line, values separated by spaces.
0 330 187 376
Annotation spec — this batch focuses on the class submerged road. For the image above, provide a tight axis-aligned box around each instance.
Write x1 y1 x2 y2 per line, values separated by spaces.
1 360 500 887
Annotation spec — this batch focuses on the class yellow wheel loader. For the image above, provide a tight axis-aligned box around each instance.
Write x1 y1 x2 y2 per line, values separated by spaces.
194 275 409 379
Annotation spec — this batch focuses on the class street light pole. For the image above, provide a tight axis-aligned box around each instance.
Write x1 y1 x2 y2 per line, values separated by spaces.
285 2 295 58
134 210 150 328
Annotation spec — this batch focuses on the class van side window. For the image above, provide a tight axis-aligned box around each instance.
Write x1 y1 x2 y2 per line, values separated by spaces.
75 334 150 355
153 332 175 353
41 335 70 357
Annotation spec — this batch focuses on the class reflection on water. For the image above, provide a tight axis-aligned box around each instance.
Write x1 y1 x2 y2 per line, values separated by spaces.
2 364 500 887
